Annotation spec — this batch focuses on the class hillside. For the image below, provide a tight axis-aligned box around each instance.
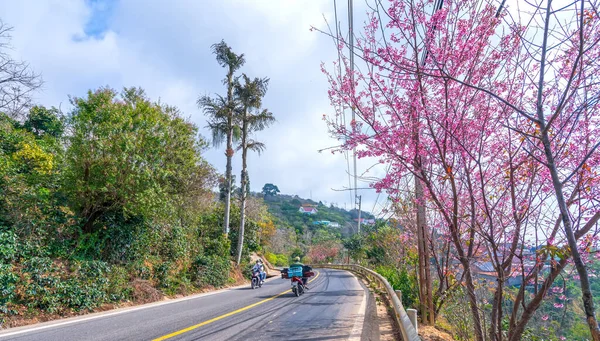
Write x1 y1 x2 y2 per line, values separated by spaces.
260 192 375 238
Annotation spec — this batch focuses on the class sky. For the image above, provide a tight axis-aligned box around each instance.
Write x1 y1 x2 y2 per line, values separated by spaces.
0 0 390 216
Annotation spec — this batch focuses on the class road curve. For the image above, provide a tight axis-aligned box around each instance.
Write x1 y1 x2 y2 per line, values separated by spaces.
0 269 369 341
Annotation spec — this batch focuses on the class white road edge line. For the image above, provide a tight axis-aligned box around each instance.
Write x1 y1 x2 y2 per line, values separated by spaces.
0 275 282 339
348 272 367 341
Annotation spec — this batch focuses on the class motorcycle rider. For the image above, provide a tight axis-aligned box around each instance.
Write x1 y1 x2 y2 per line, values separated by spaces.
289 256 309 290
252 259 266 283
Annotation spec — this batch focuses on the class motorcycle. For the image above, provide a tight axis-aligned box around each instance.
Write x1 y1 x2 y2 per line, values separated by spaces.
290 276 305 296
251 270 263 289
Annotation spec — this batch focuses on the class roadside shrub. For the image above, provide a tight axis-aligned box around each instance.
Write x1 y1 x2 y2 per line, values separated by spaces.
264 252 287 267
240 258 253 279
440 287 474 341
375 265 418 309
275 254 288 267
60 260 110 311
155 261 172 289
0 264 18 314
0 230 17 264
22 257 61 312
265 252 277 265
130 257 157 281
107 265 132 301
191 255 230 288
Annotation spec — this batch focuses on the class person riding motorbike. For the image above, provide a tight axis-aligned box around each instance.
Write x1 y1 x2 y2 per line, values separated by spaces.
289 256 309 289
252 259 266 283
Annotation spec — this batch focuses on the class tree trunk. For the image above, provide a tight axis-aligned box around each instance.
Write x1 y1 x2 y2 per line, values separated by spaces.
490 274 504 341
416 176 434 325
236 168 247 265
223 69 235 236
223 138 233 236
460 256 485 341
83 209 103 234
236 111 249 265
540 129 600 340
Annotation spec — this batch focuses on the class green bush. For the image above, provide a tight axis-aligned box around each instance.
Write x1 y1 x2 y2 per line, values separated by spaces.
22 257 62 313
265 252 287 267
191 255 230 288
155 261 172 289
0 264 18 313
265 252 277 265
107 265 132 301
275 254 288 267
59 260 110 311
375 265 418 309
0 230 17 264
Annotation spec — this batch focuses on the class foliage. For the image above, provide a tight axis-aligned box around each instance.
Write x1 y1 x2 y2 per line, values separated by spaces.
265 252 288 267
65 87 208 233
375 265 418 310
0 230 17 263
261 183 280 197
191 255 231 288
343 234 364 263
306 241 340 264
0 87 260 324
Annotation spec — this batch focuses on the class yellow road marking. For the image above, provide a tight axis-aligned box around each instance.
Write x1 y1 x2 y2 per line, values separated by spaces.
153 271 320 341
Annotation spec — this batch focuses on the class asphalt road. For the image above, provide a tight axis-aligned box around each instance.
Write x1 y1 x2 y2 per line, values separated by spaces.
0 269 372 341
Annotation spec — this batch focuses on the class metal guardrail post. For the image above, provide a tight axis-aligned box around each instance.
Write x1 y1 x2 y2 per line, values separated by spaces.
395 290 403 306
407 308 418 334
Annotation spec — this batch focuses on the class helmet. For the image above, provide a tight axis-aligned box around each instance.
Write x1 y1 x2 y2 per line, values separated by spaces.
255 259 260 263
295 256 301 262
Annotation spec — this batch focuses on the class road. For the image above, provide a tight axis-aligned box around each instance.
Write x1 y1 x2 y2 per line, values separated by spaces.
0 269 374 341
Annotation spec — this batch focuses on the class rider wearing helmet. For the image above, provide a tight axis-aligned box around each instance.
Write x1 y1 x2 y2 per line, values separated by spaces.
289 256 309 289
252 259 266 283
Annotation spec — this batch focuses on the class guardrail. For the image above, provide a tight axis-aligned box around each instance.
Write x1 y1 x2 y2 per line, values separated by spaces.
312 264 421 341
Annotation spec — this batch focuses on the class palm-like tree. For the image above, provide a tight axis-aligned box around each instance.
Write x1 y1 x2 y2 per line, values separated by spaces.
234 74 275 265
198 40 245 236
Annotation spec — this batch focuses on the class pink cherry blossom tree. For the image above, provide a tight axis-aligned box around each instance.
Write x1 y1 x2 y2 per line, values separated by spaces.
318 0 600 340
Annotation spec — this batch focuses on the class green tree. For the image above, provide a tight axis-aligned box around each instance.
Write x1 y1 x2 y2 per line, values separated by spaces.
0 110 61 235
234 74 275 265
65 87 203 233
343 234 364 263
198 40 245 236
23 106 64 138
261 183 280 197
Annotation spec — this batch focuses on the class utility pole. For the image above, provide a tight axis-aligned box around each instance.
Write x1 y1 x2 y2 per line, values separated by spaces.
348 0 360 236
357 195 362 233
414 0 444 326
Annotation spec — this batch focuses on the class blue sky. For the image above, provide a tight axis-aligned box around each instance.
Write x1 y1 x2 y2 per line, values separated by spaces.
0 0 389 217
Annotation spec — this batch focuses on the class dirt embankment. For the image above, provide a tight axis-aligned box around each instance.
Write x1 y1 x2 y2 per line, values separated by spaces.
249 253 280 278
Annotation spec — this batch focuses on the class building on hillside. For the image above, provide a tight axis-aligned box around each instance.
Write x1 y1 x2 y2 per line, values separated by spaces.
311 220 341 228
299 206 318 214
354 218 376 225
